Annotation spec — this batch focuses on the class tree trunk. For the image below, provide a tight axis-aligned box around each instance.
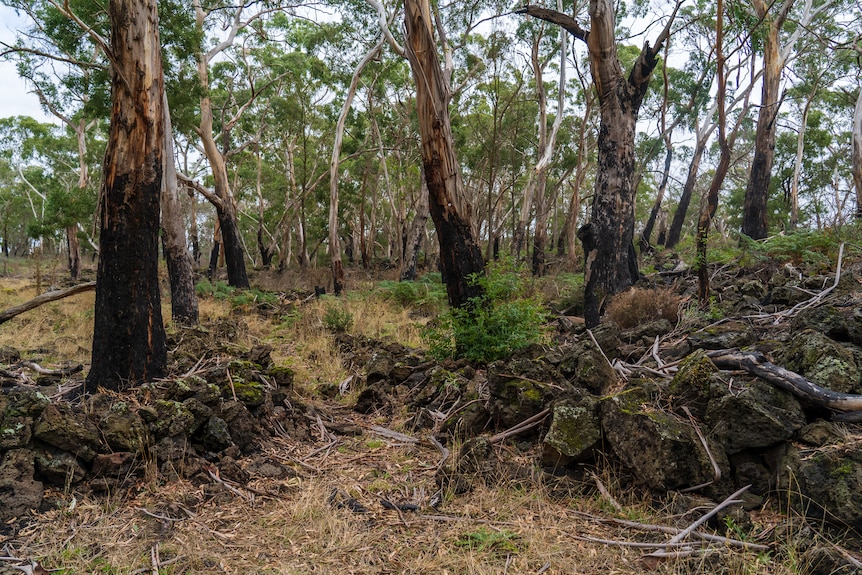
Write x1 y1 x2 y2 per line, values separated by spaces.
401 171 430 281
194 0 249 289
741 0 794 240
640 141 673 252
66 226 80 281
853 75 862 220
519 2 674 326
665 137 707 249
86 0 167 393
404 0 485 309
161 93 199 326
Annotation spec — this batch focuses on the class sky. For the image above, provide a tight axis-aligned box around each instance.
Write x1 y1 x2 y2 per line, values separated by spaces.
0 6 52 122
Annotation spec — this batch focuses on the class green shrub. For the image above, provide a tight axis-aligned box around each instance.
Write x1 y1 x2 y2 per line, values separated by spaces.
322 300 353 333
423 259 548 363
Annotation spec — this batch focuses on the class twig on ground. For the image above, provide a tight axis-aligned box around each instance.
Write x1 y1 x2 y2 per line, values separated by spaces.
489 408 551 444
589 471 623 513
678 406 720 492
640 485 750 569
426 435 450 469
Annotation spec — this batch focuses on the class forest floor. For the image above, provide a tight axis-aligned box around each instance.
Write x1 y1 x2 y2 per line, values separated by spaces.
0 254 858 575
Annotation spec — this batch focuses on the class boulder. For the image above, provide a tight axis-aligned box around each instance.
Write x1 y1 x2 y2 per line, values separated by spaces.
780 443 862 531
33 403 101 462
688 321 756 350
366 350 395 385
0 449 43 521
705 379 805 454
557 341 617 394
33 444 86 486
541 396 601 467
602 387 728 491
778 330 860 394
98 402 147 452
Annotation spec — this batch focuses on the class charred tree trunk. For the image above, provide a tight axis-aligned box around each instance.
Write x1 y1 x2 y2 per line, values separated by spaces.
86 0 167 392
741 0 793 240
404 0 485 309
161 94 198 326
519 2 676 326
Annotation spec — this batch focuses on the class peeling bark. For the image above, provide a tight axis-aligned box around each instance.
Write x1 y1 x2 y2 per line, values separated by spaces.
87 0 167 392
404 0 485 309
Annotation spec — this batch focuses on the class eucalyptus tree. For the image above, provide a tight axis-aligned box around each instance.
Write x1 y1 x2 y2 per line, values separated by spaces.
403 0 486 308
87 0 168 392
740 0 837 240
2 0 199 322
519 1 681 327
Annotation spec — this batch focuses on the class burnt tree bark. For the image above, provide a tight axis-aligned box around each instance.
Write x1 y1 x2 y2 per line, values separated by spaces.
161 92 199 326
86 0 167 392
404 0 485 309
519 2 680 326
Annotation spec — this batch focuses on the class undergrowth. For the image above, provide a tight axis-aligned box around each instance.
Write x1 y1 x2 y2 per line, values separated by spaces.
423 258 548 363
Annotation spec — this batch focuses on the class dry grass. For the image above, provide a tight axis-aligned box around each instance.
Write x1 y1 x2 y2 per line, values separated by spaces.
3 429 795 575
605 287 681 329
0 266 825 575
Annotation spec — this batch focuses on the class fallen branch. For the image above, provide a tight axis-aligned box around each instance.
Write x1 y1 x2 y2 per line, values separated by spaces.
0 282 96 325
14 361 83 377
640 484 750 569
707 349 862 411
489 408 551 444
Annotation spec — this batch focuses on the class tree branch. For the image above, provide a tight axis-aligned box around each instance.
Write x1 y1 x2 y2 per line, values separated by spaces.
515 5 589 42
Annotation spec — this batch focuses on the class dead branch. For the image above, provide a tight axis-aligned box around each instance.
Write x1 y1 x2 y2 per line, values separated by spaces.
489 408 551 444
640 484 750 569
0 282 96 325
707 348 862 411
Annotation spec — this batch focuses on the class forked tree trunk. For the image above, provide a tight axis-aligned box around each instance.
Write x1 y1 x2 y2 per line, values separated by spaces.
520 2 677 326
86 0 167 392
404 0 485 309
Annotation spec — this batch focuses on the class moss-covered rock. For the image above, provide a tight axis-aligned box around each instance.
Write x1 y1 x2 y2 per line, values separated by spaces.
541 397 601 466
778 329 860 394
148 400 197 439
666 349 718 418
0 416 32 450
557 341 617 394
98 402 147 453
0 449 43 521
33 444 87 486
688 321 756 350
705 379 804 454
601 387 728 491
780 443 862 531
197 416 233 452
33 403 101 462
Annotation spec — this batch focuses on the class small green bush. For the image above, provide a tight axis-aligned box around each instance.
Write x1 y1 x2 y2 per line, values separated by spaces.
423 259 548 363
322 300 353 333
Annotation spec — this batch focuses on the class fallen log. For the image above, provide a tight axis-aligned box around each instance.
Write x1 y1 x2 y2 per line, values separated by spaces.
0 282 96 326
706 348 862 412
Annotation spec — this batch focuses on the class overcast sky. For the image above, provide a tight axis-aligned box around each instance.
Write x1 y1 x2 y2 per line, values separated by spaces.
0 6 52 122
